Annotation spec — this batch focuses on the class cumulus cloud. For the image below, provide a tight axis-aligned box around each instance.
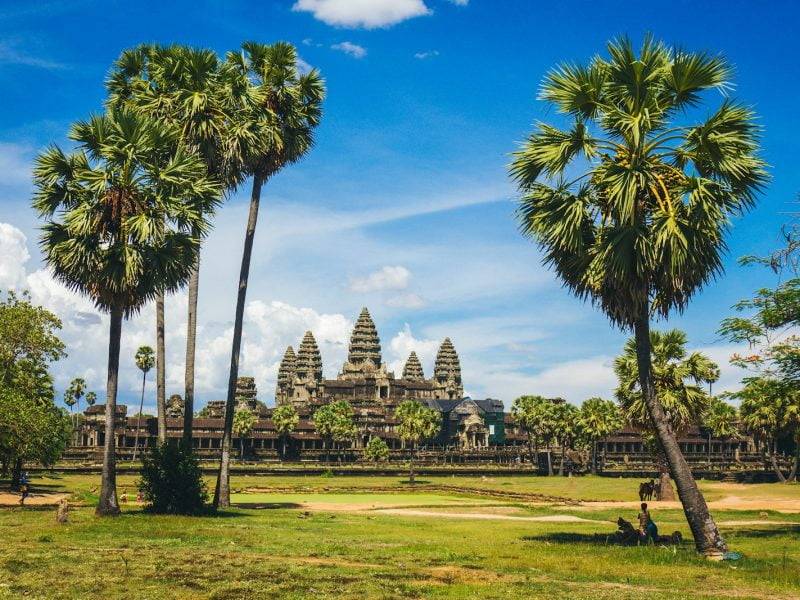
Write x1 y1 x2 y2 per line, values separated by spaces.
331 41 367 59
0 222 30 289
387 323 441 376
293 0 431 29
349 265 411 293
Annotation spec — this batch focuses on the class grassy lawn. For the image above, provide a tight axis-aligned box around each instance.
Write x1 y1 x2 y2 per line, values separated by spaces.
1 473 799 599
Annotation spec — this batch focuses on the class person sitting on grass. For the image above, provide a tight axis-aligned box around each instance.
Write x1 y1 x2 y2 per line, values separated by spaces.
638 502 658 544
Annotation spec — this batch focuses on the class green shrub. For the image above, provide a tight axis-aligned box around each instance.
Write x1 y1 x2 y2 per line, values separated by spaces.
363 437 390 463
138 441 207 514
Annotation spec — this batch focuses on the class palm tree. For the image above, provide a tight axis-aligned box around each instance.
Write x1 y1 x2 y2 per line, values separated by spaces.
68 377 86 415
578 397 624 475
85 391 97 408
232 406 256 460
702 396 739 467
271 403 299 457
552 402 579 476
133 345 155 461
395 400 440 484
615 329 718 499
107 45 233 443
510 36 766 555
33 109 217 515
214 42 324 509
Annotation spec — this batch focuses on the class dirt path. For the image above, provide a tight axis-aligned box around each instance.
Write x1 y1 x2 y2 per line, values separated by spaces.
572 496 800 513
371 508 605 523
0 492 69 507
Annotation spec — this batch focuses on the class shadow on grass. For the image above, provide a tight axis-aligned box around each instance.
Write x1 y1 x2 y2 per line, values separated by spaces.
521 532 612 545
398 480 432 486
724 525 800 538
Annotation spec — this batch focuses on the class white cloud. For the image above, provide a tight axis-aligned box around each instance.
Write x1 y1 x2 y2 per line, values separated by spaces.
0 142 33 186
385 292 425 309
349 265 411 293
293 0 431 29
0 42 66 70
296 56 313 74
0 222 30 289
331 41 367 59
448 0 468 5
387 323 440 376
414 50 439 59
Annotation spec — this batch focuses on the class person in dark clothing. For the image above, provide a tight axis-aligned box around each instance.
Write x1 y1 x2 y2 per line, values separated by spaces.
19 472 30 506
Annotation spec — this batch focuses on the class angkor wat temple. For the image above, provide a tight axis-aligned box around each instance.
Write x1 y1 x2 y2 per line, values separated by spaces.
70 307 758 472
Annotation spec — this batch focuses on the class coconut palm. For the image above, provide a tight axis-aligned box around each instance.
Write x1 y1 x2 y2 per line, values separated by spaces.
510 36 766 554
214 42 324 509
33 109 218 515
133 345 155 461
107 45 233 442
578 397 624 474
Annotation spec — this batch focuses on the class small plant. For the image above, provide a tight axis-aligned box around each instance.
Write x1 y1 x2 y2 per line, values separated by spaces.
138 441 208 514
363 437 390 463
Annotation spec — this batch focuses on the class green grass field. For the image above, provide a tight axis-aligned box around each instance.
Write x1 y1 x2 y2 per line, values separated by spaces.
1 473 799 599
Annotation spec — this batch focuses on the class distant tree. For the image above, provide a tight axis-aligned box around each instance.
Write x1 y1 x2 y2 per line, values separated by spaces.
701 396 739 466
133 346 155 461
314 400 357 463
578 397 624 475
736 378 799 482
66 377 86 418
553 402 580 476
63 387 77 414
232 407 257 460
395 400 440 483
511 395 558 473
272 404 299 457
363 436 390 463
85 391 97 407
510 36 766 554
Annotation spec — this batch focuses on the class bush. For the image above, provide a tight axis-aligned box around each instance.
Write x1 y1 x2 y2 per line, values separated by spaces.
138 441 208 514
363 437 390 463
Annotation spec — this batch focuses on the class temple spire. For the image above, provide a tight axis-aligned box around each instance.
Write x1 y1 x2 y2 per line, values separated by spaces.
275 346 296 404
434 337 463 399
402 351 424 381
295 331 322 383
347 307 382 369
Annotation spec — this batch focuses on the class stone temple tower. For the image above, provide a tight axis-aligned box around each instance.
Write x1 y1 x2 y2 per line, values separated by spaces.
339 307 387 380
433 337 463 400
275 346 296 406
292 331 323 404
402 351 425 381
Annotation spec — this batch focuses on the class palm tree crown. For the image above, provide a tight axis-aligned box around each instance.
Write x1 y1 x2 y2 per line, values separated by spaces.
135 346 155 374
33 109 220 315
511 36 767 328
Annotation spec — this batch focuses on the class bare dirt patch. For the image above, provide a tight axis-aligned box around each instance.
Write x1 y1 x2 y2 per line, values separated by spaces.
0 492 68 507
570 496 800 513
372 508 605 523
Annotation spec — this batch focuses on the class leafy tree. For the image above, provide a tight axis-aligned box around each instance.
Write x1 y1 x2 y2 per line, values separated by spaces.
363 436 390 463
511 395 558 472
552 402 580 476
33 109 217 515
736 378 799 482
215 42 325 509
0 292 68 484
313 400 357 463
395 400 440 483
510 35 766 554
701 395 739 466
108 45 231 442
232 406 257 460
133 346 155 461
578 397 624 474
271 404 299 457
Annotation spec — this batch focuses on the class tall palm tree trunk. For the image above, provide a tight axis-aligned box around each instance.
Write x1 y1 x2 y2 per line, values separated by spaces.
132 371 146 462
156 293 167 442
634 312 726 555
183 251 200 443
215 174 263 509
97 306 123 516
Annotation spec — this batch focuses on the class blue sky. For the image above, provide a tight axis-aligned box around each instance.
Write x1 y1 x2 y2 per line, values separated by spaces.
1 0 799 413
